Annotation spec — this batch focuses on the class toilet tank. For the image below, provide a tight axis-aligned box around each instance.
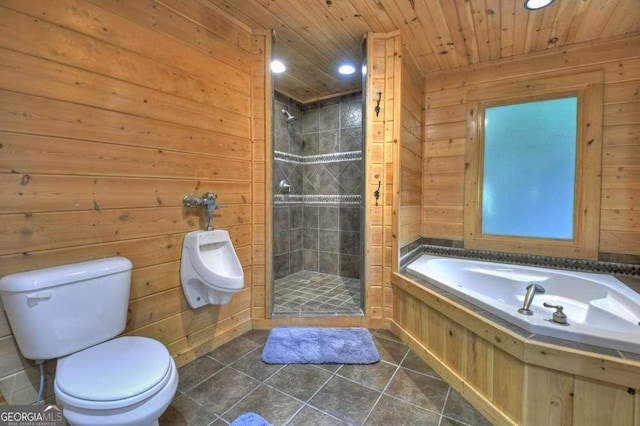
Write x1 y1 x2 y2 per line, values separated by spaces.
0 257 132 360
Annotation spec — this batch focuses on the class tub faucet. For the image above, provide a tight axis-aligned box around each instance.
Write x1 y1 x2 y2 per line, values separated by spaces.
518 284 546 316
543 302 569 325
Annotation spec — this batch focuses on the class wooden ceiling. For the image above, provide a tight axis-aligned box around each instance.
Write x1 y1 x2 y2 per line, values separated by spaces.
208 0 640 103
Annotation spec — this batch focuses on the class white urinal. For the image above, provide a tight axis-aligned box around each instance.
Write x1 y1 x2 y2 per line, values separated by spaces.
180 230 244 308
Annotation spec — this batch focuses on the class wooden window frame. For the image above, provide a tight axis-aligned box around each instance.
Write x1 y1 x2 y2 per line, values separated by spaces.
464 71 604 259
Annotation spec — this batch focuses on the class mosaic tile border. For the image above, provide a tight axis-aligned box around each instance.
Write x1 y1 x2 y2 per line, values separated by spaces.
400 239 639 276
274 150 362 164
274 194 303 204
399 238 423 269
274 194 361 205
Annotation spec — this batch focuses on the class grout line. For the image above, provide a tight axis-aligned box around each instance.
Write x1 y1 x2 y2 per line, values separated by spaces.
439 414 478 426
180 392 221 419
208 417 226 426
381 392 447 420
361 347 411 424
177 355 226 393
218 345 288 422
198 341 260 409
282 365 345 425
218 377 263 422
207 344 257 366
440 383 484 425
442 386 452 416
399 364 446 382
332 360 397 393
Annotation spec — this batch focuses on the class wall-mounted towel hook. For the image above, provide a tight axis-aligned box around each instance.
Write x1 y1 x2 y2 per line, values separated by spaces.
374 181 381 206
375 92 382 117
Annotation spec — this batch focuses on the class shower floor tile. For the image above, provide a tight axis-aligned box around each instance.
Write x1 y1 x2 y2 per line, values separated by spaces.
273 270 362 316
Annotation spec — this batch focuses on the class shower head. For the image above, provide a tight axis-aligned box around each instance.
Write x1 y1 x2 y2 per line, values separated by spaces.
282 109 296 124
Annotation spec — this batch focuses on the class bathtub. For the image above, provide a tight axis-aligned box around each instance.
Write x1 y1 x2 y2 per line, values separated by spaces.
406 255 640 354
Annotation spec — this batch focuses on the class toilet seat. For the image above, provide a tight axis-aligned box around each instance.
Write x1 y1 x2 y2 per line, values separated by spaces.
55 336 172 410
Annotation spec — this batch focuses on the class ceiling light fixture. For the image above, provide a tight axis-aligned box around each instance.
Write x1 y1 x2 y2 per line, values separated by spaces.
524 0 555 10
338 64 356 75
271 60 286 74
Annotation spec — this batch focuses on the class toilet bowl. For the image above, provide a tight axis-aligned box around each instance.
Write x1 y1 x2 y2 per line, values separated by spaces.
180 230 244 308
0 257 178 426
54 336 178 426
55 337 177 426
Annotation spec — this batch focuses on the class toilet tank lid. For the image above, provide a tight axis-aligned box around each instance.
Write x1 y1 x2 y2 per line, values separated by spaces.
0 257 132 293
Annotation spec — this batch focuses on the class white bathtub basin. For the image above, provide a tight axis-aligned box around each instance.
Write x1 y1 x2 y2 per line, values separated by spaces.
406 255 640 354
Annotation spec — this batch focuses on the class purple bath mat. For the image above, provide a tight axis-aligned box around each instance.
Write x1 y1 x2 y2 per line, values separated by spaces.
261 327 380 364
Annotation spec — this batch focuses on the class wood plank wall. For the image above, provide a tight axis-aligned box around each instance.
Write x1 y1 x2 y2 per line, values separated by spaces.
0 0 264 404
366 32 402 321
399 50 424 249
250 32 269 321
423 35 640 258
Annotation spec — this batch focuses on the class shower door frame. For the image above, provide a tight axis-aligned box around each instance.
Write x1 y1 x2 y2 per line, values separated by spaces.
265 40 369 319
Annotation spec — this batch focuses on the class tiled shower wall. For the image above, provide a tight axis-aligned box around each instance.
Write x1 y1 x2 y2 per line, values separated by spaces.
273 92 363 279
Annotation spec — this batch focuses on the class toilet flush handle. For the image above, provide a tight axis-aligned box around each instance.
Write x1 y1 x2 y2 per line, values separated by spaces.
26 291 51 300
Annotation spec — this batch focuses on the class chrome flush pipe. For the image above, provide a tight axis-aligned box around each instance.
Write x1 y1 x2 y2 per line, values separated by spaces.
183 192 227 231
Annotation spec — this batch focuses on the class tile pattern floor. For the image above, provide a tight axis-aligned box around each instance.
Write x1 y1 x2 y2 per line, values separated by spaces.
273 271 362 316
160 329 492 425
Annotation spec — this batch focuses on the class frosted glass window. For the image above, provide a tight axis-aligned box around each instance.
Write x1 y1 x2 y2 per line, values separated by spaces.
482 97 578 239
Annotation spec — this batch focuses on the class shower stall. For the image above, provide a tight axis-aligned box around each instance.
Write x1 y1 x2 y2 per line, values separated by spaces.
271 91 364 316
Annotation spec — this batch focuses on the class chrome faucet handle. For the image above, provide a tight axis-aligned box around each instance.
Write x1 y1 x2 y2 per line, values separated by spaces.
543 303 569 325
182 195 196 207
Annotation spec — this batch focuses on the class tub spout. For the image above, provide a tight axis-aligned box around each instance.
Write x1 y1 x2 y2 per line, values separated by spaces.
518 284 546 316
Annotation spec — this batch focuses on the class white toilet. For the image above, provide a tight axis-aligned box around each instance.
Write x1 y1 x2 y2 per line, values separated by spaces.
0 257 178 426
180 230 244 308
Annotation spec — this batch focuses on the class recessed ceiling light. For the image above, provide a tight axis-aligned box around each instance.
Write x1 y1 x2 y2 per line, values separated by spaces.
271 60 286 74
524 0 555 10
338 64 356 75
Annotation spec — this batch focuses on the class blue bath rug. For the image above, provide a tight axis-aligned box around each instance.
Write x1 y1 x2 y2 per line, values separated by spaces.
261 327 380 364
230 412 272 426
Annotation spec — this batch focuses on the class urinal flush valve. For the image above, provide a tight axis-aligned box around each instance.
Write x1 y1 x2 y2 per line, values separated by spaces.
182 192 228 231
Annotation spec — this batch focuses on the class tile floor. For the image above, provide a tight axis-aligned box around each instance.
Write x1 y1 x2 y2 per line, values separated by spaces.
272 271 362 316
160 329 492 425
